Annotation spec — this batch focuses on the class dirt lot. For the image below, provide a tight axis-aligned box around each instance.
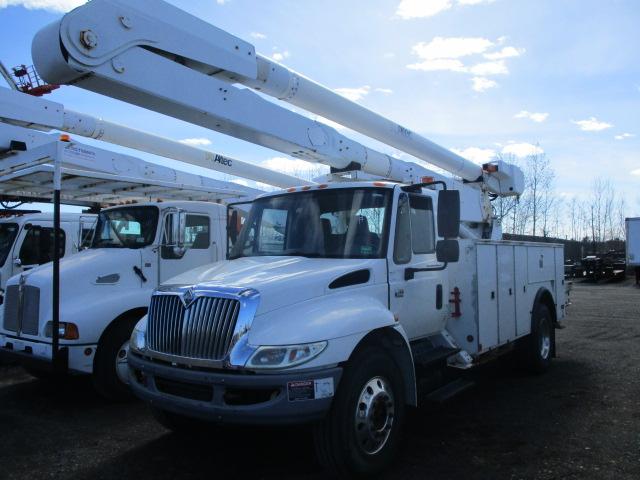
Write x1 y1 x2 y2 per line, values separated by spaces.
1 280 639 480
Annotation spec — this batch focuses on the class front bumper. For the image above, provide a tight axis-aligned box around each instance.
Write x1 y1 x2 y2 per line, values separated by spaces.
128 352 342 426
0 334 96 373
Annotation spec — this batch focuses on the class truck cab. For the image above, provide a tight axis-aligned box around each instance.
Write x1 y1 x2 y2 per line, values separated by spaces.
127 182 564 477
0 200 228 399
0 212 95 301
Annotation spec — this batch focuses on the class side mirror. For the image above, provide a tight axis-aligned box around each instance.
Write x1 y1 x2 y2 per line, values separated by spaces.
228 210 239 244
437 190 460 239
436 239 459 263
163 210 187 257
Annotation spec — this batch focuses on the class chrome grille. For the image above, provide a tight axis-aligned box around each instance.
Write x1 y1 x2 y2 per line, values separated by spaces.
147 294 240 361
2 284 40 335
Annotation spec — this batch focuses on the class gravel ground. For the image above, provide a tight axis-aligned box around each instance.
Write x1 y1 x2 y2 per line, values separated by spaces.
1 279 639 479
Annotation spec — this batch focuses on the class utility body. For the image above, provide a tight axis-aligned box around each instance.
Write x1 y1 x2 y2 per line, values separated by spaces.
32 0 565 475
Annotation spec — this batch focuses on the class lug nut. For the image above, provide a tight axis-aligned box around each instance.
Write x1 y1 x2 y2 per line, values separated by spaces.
80 29 98 49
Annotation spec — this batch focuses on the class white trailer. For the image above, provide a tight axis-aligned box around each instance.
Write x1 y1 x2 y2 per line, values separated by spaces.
32 1 565 475
0 211 94 299
625 217 640 285
0 119 302 399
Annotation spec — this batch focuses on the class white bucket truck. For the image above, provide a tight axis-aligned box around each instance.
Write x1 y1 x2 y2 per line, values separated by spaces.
0 98 306 399
34 1 567 475
626 217 640 284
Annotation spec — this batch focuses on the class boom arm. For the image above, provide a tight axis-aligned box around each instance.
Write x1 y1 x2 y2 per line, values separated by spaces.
0 88 309 189
32 0 524 223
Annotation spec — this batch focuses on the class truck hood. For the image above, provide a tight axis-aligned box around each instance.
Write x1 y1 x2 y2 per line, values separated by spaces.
165 256 386 316
10 248 142 290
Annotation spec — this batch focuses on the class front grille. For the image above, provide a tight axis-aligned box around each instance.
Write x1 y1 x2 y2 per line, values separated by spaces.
2 284 40 335
154 376 213 402
147 294 240 361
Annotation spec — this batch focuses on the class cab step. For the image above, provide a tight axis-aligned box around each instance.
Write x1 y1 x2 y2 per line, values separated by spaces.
425 378 475 403
411 342 459 368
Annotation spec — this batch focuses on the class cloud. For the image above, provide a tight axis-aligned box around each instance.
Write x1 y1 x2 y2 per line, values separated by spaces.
632 169 640 176
572 117 613 132
216 0 228 4
375 88 394 94
179 138 212 147
515 110 549 123
395 0 494 19
250 32 267 40
0 0 84 11
484 46 525 60
614 133 635 140
469 60 508 75
334 85 371 101
407 58 467 72
271 51 290 62
407 36 523 91
501 142 544 157
383 52 396 59
452 147 496 164
471 77 497 92
411 37 494 60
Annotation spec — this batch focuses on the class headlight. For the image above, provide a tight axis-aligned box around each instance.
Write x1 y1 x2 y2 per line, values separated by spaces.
129 317 147 353
247 341 327 369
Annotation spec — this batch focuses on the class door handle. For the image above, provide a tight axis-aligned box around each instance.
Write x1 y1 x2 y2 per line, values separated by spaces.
394 289 404 298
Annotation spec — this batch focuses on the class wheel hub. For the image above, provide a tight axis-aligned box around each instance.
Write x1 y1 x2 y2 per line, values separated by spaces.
540 319 551 360
354 376 395 455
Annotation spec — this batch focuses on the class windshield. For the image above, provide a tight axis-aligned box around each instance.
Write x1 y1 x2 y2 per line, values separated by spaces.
91 206 159 249
0 223 19 266
229 188 392 260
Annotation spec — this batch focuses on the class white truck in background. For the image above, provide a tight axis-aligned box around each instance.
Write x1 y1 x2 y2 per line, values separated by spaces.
32 1 567 475
0 94 306 399
625 217 640 285
0 211 94 300
1 200 234 398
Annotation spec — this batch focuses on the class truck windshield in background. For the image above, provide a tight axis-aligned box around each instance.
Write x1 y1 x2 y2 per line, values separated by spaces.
230 188 392 259
0 223 19 266
91 206 159 249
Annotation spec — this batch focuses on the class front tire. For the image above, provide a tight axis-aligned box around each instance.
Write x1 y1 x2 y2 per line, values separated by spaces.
93 318 138 401
313 347 405 478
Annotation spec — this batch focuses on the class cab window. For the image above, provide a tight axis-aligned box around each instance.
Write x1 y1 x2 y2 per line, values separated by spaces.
19 227 66 266
161 214 210 259
409 194 435 254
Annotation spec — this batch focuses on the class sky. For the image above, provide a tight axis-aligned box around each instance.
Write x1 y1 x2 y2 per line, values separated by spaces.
0 0 638 216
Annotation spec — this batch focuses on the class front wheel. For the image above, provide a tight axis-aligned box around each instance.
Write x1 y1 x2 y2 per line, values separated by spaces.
93 318 138 401
313 347 405 478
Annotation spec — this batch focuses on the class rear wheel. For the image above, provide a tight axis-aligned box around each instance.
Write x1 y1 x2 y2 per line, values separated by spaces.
313 347 405 478
93 318 138 401
521 303 554 373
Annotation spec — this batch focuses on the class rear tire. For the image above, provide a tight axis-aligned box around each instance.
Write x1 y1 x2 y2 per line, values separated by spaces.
93 317 138 401
521 303 554 373
313 347 405 478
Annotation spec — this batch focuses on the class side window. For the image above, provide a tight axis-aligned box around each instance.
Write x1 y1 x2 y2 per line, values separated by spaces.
184 215 210 249
258 208 287 254
409 195 436 254
80 228 94 248
19 227 65 266
393 194 412 264
161 214 210 259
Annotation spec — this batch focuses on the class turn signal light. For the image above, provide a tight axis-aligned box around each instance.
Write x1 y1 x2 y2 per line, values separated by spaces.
59 134 71 142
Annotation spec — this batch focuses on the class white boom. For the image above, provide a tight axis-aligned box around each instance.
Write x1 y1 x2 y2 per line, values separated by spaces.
0 88 310 188
31 0 524 224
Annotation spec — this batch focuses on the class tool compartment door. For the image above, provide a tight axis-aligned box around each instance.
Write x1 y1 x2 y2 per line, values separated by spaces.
476 243 498 351
497 245 516 343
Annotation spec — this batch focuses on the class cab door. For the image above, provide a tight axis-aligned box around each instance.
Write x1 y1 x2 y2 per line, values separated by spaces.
13 222 65 274
159 211 214 283
388 190 448 340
